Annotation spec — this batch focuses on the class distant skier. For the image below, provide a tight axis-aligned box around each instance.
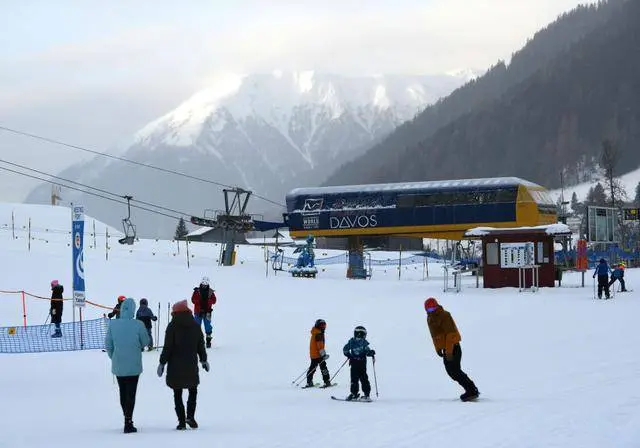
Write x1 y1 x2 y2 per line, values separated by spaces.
157 300 209 430
108 295 127 319
608 262 627 292
105 298 150 434
425 297 479 402
593 258 613 299
191 277 217 348
136 298 157 351
49 280 63 338
306 319 332 388
342 325 375 401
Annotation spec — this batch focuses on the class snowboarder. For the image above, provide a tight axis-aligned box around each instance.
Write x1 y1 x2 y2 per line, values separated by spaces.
425 297 479 402
49 280 64 338
157 300 209 430
107 295 127 319
136 298 157 350
593 258 613 299
104 298 150 434
191 277 217 348
342 325 375 401
608 262 627 292
306 319 332 388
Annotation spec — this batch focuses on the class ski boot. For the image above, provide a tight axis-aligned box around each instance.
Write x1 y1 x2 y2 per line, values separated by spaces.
345 392 360 401
186 418 198 429
460 388 480 402
176 422 186 430
124 419 137 434
51 329 62 338
206 335 212 348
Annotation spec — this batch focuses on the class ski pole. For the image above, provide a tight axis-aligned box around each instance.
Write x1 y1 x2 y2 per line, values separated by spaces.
329 358 348 383
372 357 379 397
291 366 309 385
156 302 161 350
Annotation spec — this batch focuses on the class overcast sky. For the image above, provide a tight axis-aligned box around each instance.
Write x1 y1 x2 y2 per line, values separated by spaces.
0 0 593 202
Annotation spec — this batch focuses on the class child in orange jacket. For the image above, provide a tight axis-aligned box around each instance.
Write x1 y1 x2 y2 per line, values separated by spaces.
305 319 332 388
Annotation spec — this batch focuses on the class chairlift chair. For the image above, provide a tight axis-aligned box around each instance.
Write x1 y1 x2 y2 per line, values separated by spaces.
118 195 136 245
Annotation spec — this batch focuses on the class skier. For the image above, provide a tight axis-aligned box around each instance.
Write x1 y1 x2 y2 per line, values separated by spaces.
593 258 613 299
157 300 209 430
425 297 479 402
608 262 627 292
306 319 332 388
342 325 375 401
49 280 64 338
191 277 217 348
108 295 127 319
104 298 150 434
136 298 158 351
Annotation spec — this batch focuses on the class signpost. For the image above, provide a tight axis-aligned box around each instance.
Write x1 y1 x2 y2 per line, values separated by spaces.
576 239 588 286
72 206 86 349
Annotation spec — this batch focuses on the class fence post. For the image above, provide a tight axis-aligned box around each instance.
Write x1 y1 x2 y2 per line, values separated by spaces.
186 236 190 268
105 227 109 261
93 220 96 249
21 291 27 327
398 245 403 280
11 210 15 239
28 218 31 251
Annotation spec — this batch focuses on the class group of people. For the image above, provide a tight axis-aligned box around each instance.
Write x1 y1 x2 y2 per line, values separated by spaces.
305 297 480 403
592 258 628 299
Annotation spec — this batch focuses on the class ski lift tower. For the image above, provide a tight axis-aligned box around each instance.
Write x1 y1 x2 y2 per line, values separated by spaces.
190 188 256 266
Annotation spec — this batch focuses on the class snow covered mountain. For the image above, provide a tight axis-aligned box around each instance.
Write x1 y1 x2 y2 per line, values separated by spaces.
27 71 475 237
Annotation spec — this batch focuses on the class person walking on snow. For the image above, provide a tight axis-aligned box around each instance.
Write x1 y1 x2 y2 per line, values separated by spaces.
49 280 64 338
593 258 613 299
107 295 127 319
136 298 157 351
306 319 332 388
105 298 150 434
157 300 209 430
425 297 479 402
191 277 217 348
608 262 627 292
342 326 375 401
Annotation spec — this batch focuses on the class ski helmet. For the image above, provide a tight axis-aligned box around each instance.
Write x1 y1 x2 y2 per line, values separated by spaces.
354 325 367 338
139 298 148 306
315 319 326 330
117 295 126 303
200 276 210 286
424 297 439 313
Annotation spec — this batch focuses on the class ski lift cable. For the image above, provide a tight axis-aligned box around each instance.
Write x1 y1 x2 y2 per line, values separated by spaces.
0 125 286 208
0 158 192 218
0 165 183 221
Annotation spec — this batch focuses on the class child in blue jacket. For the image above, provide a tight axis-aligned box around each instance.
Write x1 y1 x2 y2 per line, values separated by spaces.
136 298 157 350
343 326 376 401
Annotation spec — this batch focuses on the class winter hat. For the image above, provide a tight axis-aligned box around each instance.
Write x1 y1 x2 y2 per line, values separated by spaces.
50 280 59 288
424 297 439 313
139 298 148 306
172 300 191 314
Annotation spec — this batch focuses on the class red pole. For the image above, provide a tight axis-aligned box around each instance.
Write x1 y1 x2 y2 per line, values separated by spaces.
21 291 27 327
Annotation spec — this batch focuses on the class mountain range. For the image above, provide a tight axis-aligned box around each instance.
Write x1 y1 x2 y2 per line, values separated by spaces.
26 71 477 237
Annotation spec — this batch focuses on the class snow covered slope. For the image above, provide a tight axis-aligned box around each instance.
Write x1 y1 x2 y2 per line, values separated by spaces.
26 71 474 238
550 164 640 202
2 204 640 447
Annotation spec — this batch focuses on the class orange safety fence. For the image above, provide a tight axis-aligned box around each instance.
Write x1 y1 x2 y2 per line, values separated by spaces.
0 288 113 327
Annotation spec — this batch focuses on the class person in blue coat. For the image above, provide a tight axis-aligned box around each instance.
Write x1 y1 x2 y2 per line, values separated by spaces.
592 258 613 299
105 298 150 434
342 326 376 401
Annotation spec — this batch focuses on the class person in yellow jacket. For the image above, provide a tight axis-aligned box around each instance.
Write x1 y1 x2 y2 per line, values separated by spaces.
305 319 332 388
425 297 479 401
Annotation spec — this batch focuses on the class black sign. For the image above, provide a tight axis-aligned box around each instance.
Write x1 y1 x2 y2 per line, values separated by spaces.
623 208 640 221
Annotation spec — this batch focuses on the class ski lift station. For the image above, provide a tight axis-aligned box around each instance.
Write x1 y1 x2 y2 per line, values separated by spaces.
283 177 559 280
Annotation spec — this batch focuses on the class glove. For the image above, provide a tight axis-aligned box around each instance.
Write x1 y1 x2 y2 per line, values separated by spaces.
322 353 330 361
152 316 157 322
50 309 56 316
319 349 326 358
437 349 445 357
205 313 212 321
369 350 376 357
201 361 210 372
157 364 165 377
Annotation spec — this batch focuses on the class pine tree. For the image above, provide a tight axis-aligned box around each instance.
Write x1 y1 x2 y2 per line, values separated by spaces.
570 192 581 215
586 183 607 206
174 218 189 240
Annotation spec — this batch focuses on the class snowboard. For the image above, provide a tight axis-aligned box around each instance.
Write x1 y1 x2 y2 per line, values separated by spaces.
331 395 372 402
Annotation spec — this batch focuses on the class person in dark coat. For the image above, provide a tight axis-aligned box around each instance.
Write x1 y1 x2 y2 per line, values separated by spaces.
136 298 157 350
108 295 126 319
49 280 64 338
593 258 613 299
158 300 209 430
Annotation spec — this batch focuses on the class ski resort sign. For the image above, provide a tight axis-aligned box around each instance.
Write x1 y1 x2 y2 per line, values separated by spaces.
329 214 378 230
72 205 86 308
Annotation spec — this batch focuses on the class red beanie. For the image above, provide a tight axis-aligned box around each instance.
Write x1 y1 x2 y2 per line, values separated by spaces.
172 300 191 314
424 297 439 311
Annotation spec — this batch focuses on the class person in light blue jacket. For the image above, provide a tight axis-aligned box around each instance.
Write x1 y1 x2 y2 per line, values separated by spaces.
105 298 150 434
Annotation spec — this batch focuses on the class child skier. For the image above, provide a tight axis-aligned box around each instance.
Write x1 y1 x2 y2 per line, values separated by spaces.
425 297 479 402
306 319 332 388
342 325 375 401
136 298 158 350
108 295 127 319
191 277 217 348
608 262 627 292
593 258 613 299
50 280 64 338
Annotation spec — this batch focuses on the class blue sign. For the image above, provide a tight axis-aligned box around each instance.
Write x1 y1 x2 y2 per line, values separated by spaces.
72 206 86 308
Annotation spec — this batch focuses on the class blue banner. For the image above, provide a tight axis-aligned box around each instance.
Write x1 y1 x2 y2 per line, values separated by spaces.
72 206 86 308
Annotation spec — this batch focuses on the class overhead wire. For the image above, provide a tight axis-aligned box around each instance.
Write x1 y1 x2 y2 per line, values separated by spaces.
0 158 192 218
0 124 286 208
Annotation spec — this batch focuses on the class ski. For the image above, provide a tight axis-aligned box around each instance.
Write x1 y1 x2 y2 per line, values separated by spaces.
301 382 337 389
300 383 320 389
319 382 338 389
331 396 372 402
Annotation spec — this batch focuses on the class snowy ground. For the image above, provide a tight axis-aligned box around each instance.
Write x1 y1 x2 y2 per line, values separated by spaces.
1 204 639 448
